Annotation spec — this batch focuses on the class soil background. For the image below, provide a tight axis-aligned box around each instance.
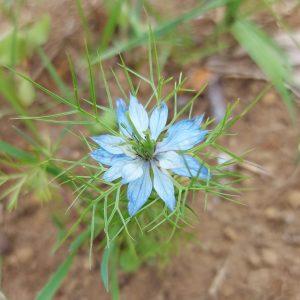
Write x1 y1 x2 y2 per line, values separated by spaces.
1 1 300 300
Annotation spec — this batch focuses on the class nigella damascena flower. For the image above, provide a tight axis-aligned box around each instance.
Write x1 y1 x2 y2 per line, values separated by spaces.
90 95 210 216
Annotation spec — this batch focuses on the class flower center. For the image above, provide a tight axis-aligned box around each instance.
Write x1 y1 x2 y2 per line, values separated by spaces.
132 133 155 161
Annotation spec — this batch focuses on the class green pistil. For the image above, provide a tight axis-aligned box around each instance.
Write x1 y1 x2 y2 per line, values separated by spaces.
132 132 155 160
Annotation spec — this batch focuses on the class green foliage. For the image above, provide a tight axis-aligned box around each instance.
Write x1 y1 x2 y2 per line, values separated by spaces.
93 0 230 62
231 19 294 118
36 254 74 300
1 1 294 299
0 15 51 65
101 243 115 291
0 14 51 136
35 228 91 300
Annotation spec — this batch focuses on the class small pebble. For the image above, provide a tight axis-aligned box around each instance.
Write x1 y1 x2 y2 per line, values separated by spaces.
264 207 295 224
263 91 277 105
264 207 282 221
0 291 7 300
13 246 34 264
223 226 238 241
261 248 279 267
247 251 261 268
288 190 300 208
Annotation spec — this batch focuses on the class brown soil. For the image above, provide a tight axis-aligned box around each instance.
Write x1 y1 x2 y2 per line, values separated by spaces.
1 1 300 300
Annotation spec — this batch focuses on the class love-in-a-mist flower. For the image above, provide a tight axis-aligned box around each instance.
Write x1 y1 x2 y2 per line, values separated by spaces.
90 95 210 216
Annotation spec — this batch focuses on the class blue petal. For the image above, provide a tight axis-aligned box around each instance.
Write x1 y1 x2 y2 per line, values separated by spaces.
155 151 183 169
151 162 176 211
171 155 210 180
116 99 133 137
102 164 123 182
149 102 168 141
121 158 144 184
102 156 133 182
91 135 125 154
127 162 152 216
128 94 149 138
90 148 125 166
156 115 207 152
167 114 204 136
156 128 208 153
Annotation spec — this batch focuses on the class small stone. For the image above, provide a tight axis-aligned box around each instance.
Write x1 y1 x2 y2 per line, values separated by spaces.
263 91 277 105
264 207 282 221
261 248 279 267
223 226 238 241
222 285 235 297
247 251 261 268
0 291 7 300
15 246 34 264
288 190 300 208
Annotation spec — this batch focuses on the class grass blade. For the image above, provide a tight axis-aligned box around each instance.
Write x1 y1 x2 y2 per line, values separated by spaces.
101 243 114 292
92 0 230 63
0 141 36 162
35 254 74 300
231 19 294 118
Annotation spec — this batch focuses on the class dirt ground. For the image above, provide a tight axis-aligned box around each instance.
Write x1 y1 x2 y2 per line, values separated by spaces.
1 1 300 300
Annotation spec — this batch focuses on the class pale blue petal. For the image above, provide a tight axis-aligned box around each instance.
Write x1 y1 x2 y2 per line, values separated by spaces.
156 129 208 153
102 156 133 182
149 102 168 141
90 148 125 166
155 115 207 153
121 158 144 184
171 155 211 180
91 135 125 154
128 94 149 138
127 162 152 216
102 164 123 182
167 114 204 136
155 151 183 169
116 99 133 137
151 162 176 211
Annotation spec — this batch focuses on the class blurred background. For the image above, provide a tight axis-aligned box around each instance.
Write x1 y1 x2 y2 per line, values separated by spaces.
0 0 300 299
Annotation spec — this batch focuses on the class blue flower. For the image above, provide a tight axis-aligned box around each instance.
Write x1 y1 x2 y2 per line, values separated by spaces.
90 95 210 216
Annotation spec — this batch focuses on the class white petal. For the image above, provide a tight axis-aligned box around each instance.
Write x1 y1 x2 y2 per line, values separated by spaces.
128 94 149 138
102 164 123 182
149 102 168 141
156 151 183 169
121 158 144 183
102 156 132 182
151 162 175 211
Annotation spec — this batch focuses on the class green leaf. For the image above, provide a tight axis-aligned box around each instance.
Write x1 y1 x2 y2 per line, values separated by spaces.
0 15 51 65
17 75 36 106
231 19 294 118
0 31 26 65
91 110 116 134
0 140 36 162
36 254 74 300
119 249 140 272
98 0 123 52
101 244 114 292
27 15 51 48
